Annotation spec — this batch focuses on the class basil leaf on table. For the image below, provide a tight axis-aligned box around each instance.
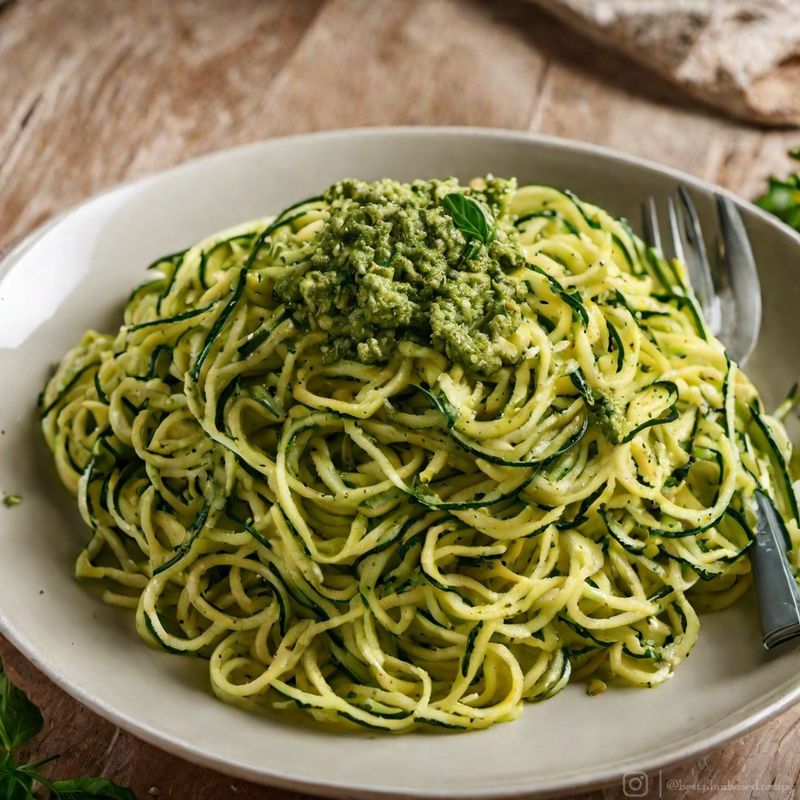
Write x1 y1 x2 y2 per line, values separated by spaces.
0 659 43 752
1 745 33 800
0 659 136 799
441 193 495 245
755 148 800 231
49 776 137 799
0 765 34 800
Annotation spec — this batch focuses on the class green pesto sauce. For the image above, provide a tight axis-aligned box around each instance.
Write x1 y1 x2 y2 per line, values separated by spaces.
274 177 527 376
590 395 626 444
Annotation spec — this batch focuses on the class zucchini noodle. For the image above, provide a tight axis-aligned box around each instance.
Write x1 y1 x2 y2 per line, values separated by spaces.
40 178 800 732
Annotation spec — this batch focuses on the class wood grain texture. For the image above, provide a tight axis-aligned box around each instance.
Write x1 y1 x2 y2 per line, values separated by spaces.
1 1 799 798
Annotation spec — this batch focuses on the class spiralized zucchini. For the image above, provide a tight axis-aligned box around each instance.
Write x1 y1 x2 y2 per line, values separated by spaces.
40 180 799 732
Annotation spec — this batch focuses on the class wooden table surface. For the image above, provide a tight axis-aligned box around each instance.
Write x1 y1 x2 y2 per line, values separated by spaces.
1 1 799 798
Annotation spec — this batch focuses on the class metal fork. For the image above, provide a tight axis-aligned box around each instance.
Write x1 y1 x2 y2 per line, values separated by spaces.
642 188 761 366
642 187 800 650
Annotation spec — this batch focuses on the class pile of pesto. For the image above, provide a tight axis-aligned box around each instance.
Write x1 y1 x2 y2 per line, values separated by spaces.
275 177 525 376
39 176 799 733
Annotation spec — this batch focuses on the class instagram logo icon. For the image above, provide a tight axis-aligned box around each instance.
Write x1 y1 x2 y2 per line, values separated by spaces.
622 771 649 797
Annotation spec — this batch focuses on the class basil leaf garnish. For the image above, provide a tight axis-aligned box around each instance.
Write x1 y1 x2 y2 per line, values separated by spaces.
442 193 495 245
0 659 43 752
48 777 136 799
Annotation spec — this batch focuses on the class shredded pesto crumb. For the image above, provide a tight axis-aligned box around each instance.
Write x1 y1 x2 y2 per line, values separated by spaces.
3 494 22 508
590 393 626 443
274 176 527 376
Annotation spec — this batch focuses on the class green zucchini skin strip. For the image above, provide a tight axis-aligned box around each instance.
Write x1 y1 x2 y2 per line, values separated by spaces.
415 383 589 468
128 301 218 333
40 364 97 418
153 500 211 575
461 621 484 676
570 369 594 406
621 381 679 444
190 268 250 383
214 377 240 433
191 214 303 382
410 469 538 511
748 403 800 525
605 321 624 372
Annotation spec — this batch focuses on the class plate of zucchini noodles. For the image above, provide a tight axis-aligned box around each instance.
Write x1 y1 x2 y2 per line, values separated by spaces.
1 128 798 798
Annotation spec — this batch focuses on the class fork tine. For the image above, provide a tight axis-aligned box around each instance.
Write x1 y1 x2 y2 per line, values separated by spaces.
641 188 759 364
666 197 686 265
715 194 762 365
676 185 716 316
641 197 662 252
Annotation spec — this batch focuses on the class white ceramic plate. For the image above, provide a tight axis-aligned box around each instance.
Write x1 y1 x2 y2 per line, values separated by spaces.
1 128 799 799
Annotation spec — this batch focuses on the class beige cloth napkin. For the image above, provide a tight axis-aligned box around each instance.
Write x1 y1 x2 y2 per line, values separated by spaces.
530 0 800 126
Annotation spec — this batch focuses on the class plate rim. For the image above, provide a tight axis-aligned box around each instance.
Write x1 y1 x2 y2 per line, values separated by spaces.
2 125 799 799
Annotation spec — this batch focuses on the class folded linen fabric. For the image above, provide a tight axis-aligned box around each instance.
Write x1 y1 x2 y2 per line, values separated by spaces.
530 0 800 125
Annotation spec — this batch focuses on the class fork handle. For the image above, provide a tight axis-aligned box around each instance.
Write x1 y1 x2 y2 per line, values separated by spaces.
751 491 800 649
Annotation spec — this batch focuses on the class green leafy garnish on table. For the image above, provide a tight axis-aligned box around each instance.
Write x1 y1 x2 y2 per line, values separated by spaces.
755 149 800 231
0 659 135 799
3 495 22 509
